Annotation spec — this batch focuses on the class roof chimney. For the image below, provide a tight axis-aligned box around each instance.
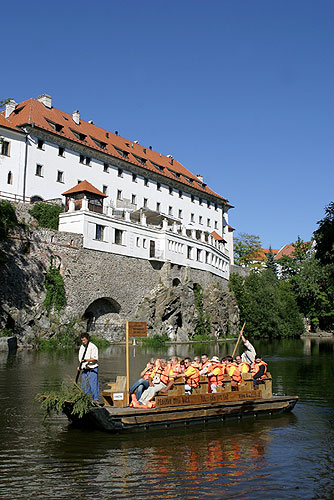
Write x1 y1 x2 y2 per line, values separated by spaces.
37 94 52 108
5 99 17 118
72 110 80 125
88 120 94 124
197 174 203 183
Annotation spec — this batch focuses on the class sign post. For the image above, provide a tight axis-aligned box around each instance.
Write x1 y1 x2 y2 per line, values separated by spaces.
125 321 147 404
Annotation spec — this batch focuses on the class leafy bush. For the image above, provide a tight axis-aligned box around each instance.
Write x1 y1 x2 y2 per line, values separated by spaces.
29 203 63 230
142 334 169 346
0 201 18 240
90 335 110 349
0 328 13 337
36 382 93 419
192 333 212 342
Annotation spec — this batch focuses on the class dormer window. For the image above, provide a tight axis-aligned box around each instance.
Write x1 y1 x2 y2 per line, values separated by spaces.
71 129 86 141
151 161 164 172
46 119 63 132
91 137 107 150
114 146 129 158
133 154 146 165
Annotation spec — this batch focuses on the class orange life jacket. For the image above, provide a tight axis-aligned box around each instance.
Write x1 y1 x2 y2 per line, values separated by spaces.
229 363 241 383
200 360 211 371
191 361 201 369
251 361 267 380
154 364 174 385
142 363 154 381
185 367 200 388
208 363 225 386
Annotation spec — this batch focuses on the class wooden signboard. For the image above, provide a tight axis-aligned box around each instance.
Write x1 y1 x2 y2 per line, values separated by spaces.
127 321 147 337
155 390 262 408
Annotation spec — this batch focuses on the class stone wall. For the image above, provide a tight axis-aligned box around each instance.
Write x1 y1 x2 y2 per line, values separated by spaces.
0 204 239 343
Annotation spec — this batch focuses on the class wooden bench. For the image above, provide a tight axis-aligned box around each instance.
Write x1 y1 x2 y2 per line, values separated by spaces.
102 376 127 407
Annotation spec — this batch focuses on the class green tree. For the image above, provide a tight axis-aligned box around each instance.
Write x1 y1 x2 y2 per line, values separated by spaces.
313 202 334 265
229 270 304 338
234 232 262 267
44 262 67 314
291 236 312 261
266 246 277 275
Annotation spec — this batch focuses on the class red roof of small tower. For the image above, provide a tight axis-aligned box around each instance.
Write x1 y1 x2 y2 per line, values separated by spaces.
62 180 107 197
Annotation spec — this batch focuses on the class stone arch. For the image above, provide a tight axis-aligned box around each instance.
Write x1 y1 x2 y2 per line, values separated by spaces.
172 277 181 287
30 195 44 203
83 297 122 335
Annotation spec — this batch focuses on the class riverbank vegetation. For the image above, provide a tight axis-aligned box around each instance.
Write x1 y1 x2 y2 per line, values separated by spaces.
231 202 334 336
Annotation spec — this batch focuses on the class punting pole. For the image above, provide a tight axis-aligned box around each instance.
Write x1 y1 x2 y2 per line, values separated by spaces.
232 322 246 358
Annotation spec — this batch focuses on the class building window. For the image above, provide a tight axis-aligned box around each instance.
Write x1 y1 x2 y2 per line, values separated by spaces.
207 201 211 209
169 187 173 195
37 139 44 150
118 168 123 177
156 202 161 212
1 140 10 156
95 224 105 241
102 185 108 195
179 190 183 198
144 177 149 186
187 246 193 259
7 171 13 184
143 238 147 249
207 218 211 227
178 209 183 219
215 203 218 211
117 190 122 200
205 251 209 264
168 206 173 215
197 249 202 261
57 171 64 183
35 164 43 177
191 213 194 222
143 198 148 208
214 221 218 229
132 173 137 182
132 194 136 205
136 237 140 247
58 146 65 157
114 229 123 245
103 163 109 173
79 155 90 165
191 195 194 203
199 197 202 206
157 182 161 191
199 216 202 224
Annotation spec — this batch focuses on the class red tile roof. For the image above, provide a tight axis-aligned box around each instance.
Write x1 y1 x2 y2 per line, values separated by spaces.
248 248 279 261
211 231 226 242
274 244 295 260
62 180 107 197
1 98 229 204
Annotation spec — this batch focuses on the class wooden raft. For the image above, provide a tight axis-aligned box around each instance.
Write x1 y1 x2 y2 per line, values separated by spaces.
102 372 273 409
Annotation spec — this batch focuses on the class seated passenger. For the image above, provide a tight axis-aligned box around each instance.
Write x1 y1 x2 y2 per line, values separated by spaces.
207 356 225 393
224 356 239 388
129 358 155 401
235 355 250 374
139 358 175 404
184 357 200 394
251 355 268 386
199 353 211 375
192 356 201 369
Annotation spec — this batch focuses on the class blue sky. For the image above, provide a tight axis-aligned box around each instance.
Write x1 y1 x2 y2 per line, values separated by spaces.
2 0 333 248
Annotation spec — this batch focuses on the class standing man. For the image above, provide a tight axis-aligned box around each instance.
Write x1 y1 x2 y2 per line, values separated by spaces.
78 333 99 404
241 334 256 365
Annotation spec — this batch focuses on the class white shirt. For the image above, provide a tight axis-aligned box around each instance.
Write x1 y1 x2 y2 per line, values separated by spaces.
241 340 256 365
78 342 98 369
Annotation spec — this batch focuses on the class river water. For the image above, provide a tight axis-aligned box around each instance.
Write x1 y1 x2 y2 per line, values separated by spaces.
0 338 333 500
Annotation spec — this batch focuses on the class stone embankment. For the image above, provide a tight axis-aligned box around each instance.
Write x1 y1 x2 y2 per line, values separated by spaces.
0 202 239 345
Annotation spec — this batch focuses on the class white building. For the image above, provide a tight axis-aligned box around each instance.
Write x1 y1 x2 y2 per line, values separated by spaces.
0 94 234 277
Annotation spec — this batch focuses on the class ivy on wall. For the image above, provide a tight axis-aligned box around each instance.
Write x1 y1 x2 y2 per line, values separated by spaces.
193 283 211 338
29 203 63 230
44 259 66 314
